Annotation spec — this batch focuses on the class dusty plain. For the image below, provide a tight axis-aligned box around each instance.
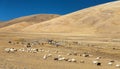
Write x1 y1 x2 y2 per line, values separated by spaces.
0 33 120 69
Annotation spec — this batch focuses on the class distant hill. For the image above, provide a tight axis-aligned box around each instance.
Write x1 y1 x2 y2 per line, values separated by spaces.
0 14 60 31
0 22 6 27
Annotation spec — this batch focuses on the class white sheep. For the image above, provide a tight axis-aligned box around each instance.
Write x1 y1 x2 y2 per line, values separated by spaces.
68 59 72 62
39 49 44 52
10 48 17 52
116 64 120 68
47 54 52 57
68 58 76 62
58 55 62 58
108 62 113 66
4 48 11 53
43 54 47 60
80 60 85 63
71 58 76 62
32 48 39 53
58 57 65 61
96 56 101 60
25 48 38 53
26 48 30 52
4 48 17 53
108 60 114 66
18 48 25 52
82 54 89 57
10 48 17 53
93 60 99 64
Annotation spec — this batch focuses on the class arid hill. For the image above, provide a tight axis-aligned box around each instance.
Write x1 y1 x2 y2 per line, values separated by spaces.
0 14 60 31
0 21 4 24
21 1 120 35
0 22 6 28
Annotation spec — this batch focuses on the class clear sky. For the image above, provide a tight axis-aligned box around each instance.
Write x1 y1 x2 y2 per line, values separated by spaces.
0 0 115 21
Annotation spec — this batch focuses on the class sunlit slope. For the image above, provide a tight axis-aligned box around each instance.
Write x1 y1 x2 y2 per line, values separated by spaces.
22 1 120 34
0 14 60 32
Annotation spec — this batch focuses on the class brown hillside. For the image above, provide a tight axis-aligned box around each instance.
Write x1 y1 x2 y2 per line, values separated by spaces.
0 14 60 31
22 1 120 34
0 22 6 28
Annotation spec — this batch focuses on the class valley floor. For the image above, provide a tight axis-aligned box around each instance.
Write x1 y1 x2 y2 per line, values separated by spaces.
0 33 120 69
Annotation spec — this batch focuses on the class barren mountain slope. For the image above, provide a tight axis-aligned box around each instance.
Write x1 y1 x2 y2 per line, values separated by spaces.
22 1 120 34
0 21 5 28
0 14 60 31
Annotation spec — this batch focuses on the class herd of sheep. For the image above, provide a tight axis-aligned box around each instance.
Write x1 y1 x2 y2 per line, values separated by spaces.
4 47 120 68
3 39 120 68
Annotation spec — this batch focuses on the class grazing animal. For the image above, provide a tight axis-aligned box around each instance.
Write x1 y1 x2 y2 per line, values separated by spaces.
68 58 76 62
93 60 99 64
64 58 69 61
67 53 72 56
82 54 89 57
43 55 47 60
68 59 72 62
8 41 12 44
108 62 113 65
71 59 76 62
58 57 65 61
32 48 39 53
54 57 59 61
108 60 115 66
18 48 25 52
93 60 101 66
96 56 101 60
26 48 39 53
25 43 32 48
80 60 85 63
58 55 62 58
110 60 115 63
47 54 52 57
96 62 101 66
4 48 11 53
116 64 120 68
4 48 17 53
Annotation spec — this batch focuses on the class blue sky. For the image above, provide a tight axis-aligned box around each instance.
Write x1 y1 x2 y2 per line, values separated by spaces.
0 0 115 21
